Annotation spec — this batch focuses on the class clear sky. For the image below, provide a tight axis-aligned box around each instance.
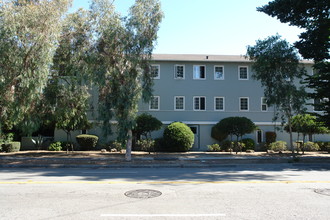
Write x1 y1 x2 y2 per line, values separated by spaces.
71 0 302 55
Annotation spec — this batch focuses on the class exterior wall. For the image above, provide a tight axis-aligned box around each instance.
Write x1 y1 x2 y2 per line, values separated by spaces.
53 54 330 151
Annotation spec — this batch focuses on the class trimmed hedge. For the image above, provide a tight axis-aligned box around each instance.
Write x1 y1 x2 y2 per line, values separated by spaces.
163 122 194 152
76 134 99 151
2 142 21 153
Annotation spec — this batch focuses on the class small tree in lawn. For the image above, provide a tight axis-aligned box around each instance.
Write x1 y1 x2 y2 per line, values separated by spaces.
213 117 256 154
134 113 162 139
247 35 307 156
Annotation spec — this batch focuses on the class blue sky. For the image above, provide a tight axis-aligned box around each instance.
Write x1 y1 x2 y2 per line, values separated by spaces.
71 0 302 55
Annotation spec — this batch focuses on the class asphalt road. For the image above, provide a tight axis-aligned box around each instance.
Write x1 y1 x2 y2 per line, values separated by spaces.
1 164 330 220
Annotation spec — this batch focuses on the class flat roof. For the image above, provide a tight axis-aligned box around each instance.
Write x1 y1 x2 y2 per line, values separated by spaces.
152 54 314 64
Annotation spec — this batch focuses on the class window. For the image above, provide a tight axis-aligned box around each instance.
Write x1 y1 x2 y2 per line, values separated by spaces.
214 66 224 80
149 96 160 110
314 98 329 112
214 97 225 111
261 97 268 111
256 129 263 143
193 65 206 79
239 66 248 80
174 96 185 110
174 65 185 79
194 96 206 111
151 65 160 79
240 97 249 111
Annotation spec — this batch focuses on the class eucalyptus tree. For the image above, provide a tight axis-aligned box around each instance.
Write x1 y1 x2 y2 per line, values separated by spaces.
0 0 72 136
247 35 307 154
90 0 163 161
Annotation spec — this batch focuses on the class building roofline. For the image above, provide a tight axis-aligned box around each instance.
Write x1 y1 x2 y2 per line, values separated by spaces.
151 54 314 64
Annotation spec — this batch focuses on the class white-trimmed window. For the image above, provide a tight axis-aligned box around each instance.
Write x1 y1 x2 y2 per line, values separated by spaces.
214 97 225 111
149 96 160 110
174 96 185 110
151 64 160 79
261 97 268 112
239 66 248 80
194 96 206 111
174 65 185 79
193 65 206 79
314 98 329 112
214 66 224 80
239 97 249 111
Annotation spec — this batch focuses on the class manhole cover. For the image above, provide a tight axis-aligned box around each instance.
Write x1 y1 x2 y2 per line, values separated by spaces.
125 189 162 199
314 189 330 196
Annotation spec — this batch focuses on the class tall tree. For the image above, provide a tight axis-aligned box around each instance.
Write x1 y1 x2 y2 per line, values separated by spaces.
90 0 163 161
258 0 330 128
0 0 72 135
247 35 307 155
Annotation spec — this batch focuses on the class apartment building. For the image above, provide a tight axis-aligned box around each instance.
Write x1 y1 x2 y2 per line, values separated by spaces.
55 54 328 150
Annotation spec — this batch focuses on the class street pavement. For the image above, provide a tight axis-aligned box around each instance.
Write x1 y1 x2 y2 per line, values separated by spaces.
0 166 330 220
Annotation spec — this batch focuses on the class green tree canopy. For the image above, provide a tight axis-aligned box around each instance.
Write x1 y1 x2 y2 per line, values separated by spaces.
90 0 163 161
134 113 162 139
258 0 330 128
247 35 307 154
0 0 72 135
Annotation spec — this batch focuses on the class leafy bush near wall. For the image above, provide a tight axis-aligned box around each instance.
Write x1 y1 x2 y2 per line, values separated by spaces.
48 142 62 151
302 142 320 152
163 122 194 152
269 141 287 152
2 142 21 153
315 142 330 152
221 140 233 151
241 138 255 151
76 134 99 151
265 132 276 145
136 139 155 153
207 143 221 152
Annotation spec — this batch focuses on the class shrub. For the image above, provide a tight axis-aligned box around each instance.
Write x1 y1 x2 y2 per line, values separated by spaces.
163 122 194 152
269 141 287 152
241 138 255 151
76 134 99 151
316 142 330 152
136 139 155 153
207 143 221 152
221 140 233 151
48 142 62 151
154 138 165 152
108 140 123 151
2 142 21 153
265 132 277 145
233 141 245 154
134 113 162 139
302 142 320 152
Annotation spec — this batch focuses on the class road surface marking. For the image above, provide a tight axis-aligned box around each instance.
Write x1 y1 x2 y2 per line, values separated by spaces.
100 214 226 217
0 180 330 184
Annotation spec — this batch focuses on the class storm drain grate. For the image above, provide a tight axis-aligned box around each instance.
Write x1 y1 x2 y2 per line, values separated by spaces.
125 189 162 199
314 189 330 196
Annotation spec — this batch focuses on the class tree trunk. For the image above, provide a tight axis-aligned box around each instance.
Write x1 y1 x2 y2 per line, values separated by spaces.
125 129 132 161
288 116 295 156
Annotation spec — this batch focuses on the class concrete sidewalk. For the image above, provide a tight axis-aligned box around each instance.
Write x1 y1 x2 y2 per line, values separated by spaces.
1 151 330 168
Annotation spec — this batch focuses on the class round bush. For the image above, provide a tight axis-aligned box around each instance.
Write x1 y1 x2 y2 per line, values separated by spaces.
163 122 194 152
2 142 21 153
269 141 287 152
241 138 255 151
303 142 320 151
76 134 99 151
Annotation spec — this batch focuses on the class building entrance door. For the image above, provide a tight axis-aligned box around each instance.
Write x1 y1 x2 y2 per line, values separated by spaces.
189 125 199 150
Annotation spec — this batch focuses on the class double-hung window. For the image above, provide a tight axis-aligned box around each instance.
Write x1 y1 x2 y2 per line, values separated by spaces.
214 97 225 111
174 96 185 110
261 97 268 111
174 65 185 79
151 65 160 79
149 96 160 110
239 97 249 111
194 96 206 111
239 66 248 80
193 65 206 79
214 66 224 80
